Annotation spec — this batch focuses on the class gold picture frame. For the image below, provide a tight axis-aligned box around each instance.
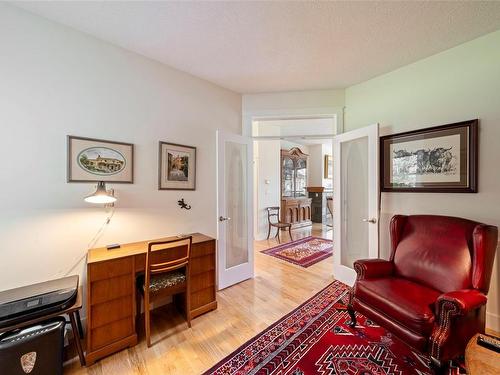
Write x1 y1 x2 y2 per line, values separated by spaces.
324 154 332 179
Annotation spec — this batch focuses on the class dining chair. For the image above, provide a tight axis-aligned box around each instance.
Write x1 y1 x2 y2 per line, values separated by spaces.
266 206 292 243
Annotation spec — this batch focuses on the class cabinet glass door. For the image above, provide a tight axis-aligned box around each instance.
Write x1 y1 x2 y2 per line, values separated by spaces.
282 157 294 197
295 158 307 197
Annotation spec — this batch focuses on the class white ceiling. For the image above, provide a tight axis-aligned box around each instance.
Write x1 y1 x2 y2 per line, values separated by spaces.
12 1 500 94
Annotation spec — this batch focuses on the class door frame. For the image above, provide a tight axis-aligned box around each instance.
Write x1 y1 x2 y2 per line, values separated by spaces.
216 130 254 290
245 107 343 241
333 123 380 286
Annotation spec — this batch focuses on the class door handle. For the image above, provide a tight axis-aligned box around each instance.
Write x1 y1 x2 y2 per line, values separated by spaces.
219 216 231 222
362 218 377 224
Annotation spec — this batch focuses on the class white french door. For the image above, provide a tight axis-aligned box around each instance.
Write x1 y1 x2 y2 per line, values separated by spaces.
216 131 254 290
333 124 379 286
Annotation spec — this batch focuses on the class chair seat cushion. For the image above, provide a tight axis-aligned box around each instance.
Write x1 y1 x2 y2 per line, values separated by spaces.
355 277 441 335
138 271 186 293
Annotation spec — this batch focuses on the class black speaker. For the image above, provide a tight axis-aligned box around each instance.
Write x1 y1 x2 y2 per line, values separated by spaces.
0 317 65 375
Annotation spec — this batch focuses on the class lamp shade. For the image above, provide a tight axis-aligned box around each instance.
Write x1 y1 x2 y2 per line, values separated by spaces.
84 181 117 204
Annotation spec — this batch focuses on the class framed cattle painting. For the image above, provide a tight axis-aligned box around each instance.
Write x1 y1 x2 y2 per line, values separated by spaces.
380 120 478 193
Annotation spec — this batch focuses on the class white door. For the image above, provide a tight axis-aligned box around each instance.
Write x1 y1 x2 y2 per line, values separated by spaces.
216 131 254 290
333 124 379 286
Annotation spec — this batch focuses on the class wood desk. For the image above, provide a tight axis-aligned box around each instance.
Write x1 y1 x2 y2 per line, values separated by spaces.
86 233 217 365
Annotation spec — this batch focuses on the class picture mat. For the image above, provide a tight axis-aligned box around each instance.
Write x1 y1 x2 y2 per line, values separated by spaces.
160 143 195 189
69 137 133 182
389 133 461 184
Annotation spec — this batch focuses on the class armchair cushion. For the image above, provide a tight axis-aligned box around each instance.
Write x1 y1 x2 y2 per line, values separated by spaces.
355 277 441 335
353 259 393 280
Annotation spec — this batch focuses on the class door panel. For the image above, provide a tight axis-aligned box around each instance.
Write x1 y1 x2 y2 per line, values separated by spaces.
334 124 379 286
217 131 254 290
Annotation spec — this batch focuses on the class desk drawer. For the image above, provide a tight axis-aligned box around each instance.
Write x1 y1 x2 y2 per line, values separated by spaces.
191 254 215 275
90 274 132 305
89 257 134 282
90 317 134 351
90 296 134 329
191 272 215 292
192 240 216 258
191 286 215 310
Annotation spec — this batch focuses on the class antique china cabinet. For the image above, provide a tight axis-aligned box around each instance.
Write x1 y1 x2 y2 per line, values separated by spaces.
280 147 312 229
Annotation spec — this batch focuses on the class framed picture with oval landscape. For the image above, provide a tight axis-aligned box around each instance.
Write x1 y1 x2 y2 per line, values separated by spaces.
67 136 134 183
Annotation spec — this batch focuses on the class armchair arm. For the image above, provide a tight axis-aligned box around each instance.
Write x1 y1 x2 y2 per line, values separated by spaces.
436 289 487 316
353 259 394 280
430 289 487 361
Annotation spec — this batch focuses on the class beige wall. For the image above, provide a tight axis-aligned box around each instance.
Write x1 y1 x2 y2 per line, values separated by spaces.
254 140 281 240
345 30 500 330
0 5 241 291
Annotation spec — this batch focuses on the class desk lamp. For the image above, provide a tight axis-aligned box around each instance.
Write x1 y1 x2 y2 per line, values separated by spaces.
84 181 116 205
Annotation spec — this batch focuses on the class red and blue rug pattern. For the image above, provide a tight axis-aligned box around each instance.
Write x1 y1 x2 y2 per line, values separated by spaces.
203 280 444 375
260 236 333 268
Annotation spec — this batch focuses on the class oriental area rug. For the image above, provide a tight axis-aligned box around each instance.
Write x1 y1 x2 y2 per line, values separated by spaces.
203 280 463 375
261 236 333 268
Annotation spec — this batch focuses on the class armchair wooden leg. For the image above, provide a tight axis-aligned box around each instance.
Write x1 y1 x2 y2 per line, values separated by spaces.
275 227 280 244
288 226 293 241
266 223 271 240
347 304 357 327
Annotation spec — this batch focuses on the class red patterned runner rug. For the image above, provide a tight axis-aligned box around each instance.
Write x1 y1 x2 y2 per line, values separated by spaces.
260 236 333 268
203 280 447 375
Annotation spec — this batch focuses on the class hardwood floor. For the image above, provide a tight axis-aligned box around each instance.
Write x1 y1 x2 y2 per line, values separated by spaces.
65 224 333 374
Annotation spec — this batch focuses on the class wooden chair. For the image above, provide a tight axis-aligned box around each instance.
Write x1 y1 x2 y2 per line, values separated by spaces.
136 236 192 347
266 206 292 243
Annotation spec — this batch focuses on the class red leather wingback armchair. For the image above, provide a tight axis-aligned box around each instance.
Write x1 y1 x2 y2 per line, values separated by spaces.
347 215 498 367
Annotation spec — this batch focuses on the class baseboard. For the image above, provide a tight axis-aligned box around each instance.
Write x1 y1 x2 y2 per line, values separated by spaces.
486 311 500 332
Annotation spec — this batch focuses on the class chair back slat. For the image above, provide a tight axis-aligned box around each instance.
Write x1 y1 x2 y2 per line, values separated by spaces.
145 236 192 291
266 206 280 224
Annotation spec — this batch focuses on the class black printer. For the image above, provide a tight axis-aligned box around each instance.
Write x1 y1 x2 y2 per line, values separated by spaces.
0 275 78 329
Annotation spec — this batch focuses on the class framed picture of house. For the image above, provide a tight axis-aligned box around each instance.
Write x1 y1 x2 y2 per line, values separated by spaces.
158 141 196 190
324 154 332 179
380 119 478 193
67 136 134 183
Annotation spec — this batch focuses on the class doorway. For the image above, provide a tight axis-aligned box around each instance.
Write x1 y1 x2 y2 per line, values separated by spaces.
252 117 336 276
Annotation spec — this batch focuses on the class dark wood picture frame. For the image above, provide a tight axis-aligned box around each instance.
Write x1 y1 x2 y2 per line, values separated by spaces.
67 135 134 183
380 119 478 193
158 141 196 191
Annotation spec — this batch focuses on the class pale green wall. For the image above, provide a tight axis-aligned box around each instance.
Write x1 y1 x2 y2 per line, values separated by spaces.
345 29 500 330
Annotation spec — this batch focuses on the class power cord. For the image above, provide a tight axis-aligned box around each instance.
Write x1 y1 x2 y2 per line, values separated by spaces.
59 206 115 277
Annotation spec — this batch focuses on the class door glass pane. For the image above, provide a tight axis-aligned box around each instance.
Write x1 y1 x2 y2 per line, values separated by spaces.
341 136 368 268
225 141 248 269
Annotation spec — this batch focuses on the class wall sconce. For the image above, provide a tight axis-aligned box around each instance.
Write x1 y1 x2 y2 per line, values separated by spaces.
84 181 116 205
